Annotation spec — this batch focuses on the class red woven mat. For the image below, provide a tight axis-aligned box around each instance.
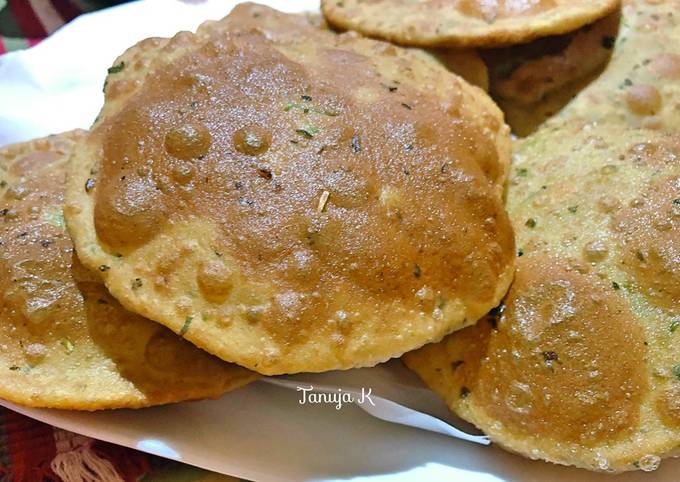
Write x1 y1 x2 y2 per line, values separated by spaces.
0 406 189 482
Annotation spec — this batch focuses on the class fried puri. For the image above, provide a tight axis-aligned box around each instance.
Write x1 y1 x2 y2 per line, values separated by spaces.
230 4 491 90
405 121 680 472
501 0 680 135
0 132 257 410
484 11 620 135
321 0 621 48
65 4 514 375
555 0 680 132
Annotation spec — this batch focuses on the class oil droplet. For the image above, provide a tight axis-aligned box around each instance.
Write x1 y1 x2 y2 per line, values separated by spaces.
197 260 234 299
233 125 271 156
416 285 434 300
170 160 195 184
506 380 533 414
276 291 303 315
625 84 662 116
164 123 211 160
334 310 350 325
637 454 661 472
290 250 314 276
583 240 609 262
24 343 47 363
595 454 610 471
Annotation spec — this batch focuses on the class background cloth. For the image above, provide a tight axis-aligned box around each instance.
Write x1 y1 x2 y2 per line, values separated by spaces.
0 406 241 482
0 0 131 53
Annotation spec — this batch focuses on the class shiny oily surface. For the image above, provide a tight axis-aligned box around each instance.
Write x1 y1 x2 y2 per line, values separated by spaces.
65 4 514 375
321 0 620 48
0 132 256 410
405 121 680 472
213 7 491 92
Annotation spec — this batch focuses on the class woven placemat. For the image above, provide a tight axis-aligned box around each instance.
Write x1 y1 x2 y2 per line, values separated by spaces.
0 406 243 482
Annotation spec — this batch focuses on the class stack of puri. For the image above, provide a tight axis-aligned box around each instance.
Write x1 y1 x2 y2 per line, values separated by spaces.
398 0 680 474
321 0 624 135
2 0 678 475
2 2 515 414
321 0 680 473
0 132 257 410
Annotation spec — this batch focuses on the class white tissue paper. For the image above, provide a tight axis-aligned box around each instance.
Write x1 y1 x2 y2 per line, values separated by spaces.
0 1 673 480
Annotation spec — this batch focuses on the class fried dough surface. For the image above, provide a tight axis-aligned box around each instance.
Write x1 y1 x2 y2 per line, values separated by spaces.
0 132 256 410
484 11 619 135
498 0 680 135
321 0 620 48
65 4 514 375
555 0 680 131
405 121 680 472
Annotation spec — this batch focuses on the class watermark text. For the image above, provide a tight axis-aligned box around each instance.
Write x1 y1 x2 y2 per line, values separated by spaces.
297 385 375 410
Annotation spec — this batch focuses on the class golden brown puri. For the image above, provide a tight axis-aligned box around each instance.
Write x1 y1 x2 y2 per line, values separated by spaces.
215 5 493 94
404 121 680 473
65 3 514 375
210 1 492 93
321 0 621 48
0 133 257 410
302 2 490 91
539 0 680 133
483 11 620 136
